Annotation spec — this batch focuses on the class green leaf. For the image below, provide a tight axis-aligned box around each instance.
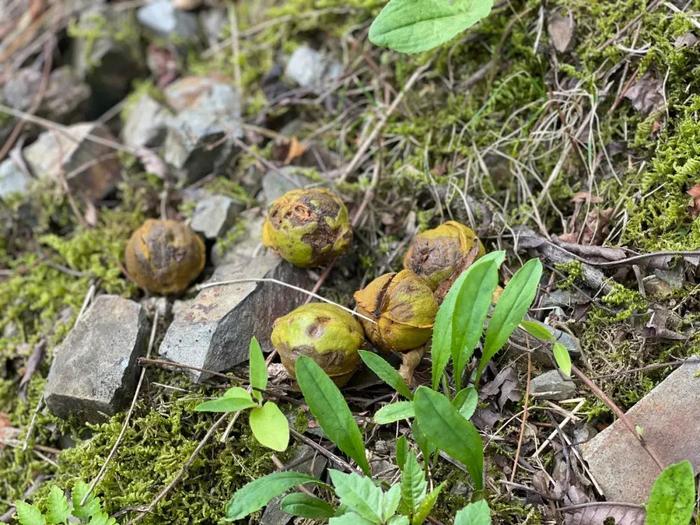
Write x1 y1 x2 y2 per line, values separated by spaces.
454 500 491 525
478 258 542 381
374 401 415 424
225 471 326 521
249 401 290 451
330 513 376 525
453 386 478 420
411 482 444 525
369 0 494 54
87 513 117 525
413 387 484 489
72 482 101 521
14 502 45 525
451 252 504 389
45 486 70 525
280 493 336 519
411 419 435 462
223 386 253 400
645 460 696 525
249 337 267 402
396 435 408 470
382 484 402 522
399 451 427 516
519 320 554 342
431 251 504 389
388 516 410 525
296 356 371 475
359 351 413 399
330 470 384 523
194 396 257 413
552 342 572 378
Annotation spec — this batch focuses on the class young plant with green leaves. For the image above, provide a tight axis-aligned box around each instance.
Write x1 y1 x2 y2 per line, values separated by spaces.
14 482 116 525
519 320 572 377
369 0 494 54
195 337 289 452
225 358 492 524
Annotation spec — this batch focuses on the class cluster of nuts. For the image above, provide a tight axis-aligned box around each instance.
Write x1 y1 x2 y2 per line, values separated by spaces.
123 187 486 387
264 189 486 385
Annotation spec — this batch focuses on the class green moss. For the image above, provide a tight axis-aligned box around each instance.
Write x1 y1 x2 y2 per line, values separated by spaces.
555 261 583 290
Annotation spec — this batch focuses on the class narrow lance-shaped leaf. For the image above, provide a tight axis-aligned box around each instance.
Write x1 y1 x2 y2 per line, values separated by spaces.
411 482 445 525
552 342 572 378
295 356 371 475
645 460 696 525
519 320 554 342
451 251 504 389
369 0 494 54
431 251 504 389
225 471 327 521
359 350 413 399
413 387 484 489
477 258 543 382
453 386 478 420
248 337 267 402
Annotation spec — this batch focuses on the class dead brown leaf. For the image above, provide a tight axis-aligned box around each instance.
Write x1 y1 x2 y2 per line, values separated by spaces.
564 503 645 525
284 137 308 165
688 183 700 218
625 72 665 114
548 12 575 53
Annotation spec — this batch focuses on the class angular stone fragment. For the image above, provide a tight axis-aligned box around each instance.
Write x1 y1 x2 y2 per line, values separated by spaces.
285 45 343 92
190 194 239 239
162 76 242 183
530 370 576 400
0 157 32 200
261 167 315 204
580 361 700 503
159 219 311 382
137 0 199 40
72 7 145 111
45 295 150 422
3 66 90 124
23 122 122 201
121 94 171 150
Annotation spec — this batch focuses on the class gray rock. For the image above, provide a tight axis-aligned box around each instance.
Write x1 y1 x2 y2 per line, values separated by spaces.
190 194 239 239
72 7 145 111
580 360 700 503
45 295 150 422
211 211 264 267
23 122 122 201
200 8 227 47
0 158 32 199
260 444 328 525
163 76 242 183
159 219 311 382
121 94 171 149
3 66 90 124
137 0 199 40
261 167 315 204
530 370 576 400
284 45 343 92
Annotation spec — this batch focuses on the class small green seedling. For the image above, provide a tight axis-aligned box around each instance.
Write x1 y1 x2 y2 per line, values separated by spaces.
15 481 116 525
195 337 289 452
369 0 494 54
520 320 573 377
645 460 696 525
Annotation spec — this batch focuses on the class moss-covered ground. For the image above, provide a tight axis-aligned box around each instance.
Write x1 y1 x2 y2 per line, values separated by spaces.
1 0 699 523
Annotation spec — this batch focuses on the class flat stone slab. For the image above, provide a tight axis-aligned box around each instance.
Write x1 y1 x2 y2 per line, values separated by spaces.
580 360 700 503
190 194 239 239
159 217 311 381
530 369 576 400
45 295 150 423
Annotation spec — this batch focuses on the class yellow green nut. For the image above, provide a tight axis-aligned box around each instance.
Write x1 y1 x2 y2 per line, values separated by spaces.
271 302 364 386
262 188 352 268
125 219 205 295
403 221 485 291
353 270 438 353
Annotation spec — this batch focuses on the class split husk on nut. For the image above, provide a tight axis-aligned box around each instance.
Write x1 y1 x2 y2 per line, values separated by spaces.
262 188 352 268
271 302 364 386
125 219 205 295
353 269 438 353
403 220 485 292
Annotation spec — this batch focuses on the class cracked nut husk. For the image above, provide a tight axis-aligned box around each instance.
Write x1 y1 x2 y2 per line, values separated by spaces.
271 303 364 386
403 220 485 291
262 188 352 268
125 219 205 295
353 269 438 353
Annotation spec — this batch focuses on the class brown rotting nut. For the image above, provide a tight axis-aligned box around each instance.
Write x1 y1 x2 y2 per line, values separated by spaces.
125 219 205 295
